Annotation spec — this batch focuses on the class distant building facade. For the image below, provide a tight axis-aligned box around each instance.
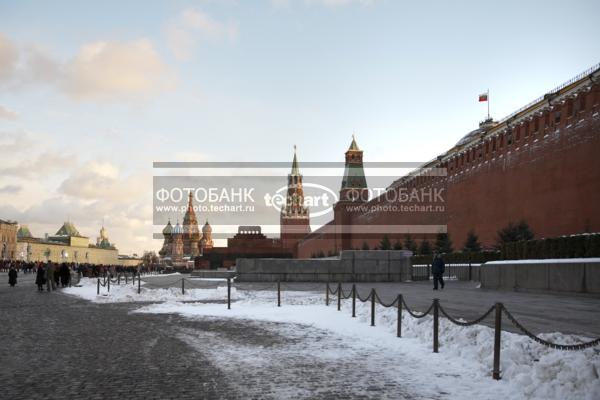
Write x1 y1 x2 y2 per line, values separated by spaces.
1 219 18 260
12 222 136 266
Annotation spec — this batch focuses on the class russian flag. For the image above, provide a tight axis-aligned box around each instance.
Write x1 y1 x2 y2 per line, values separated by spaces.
479 92 488 102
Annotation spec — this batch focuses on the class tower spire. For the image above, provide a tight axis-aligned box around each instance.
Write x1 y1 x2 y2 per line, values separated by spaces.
291 145 300 175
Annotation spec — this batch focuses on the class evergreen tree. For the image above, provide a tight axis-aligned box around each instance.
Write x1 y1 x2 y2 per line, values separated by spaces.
403 234 418 253
393 240 403 250
419 238 432 255
362 241 370 250
463 230 482 253
435 232 453 254
497 220 534 245
379 235 391 250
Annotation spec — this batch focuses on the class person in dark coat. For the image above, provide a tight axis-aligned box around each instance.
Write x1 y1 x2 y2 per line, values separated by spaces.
35 264 46 291
60 263 70 287
8 265 17 287
432 252 445 290
54 265 60 287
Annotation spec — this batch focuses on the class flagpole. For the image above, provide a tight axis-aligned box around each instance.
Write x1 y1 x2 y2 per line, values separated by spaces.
487 89 490 120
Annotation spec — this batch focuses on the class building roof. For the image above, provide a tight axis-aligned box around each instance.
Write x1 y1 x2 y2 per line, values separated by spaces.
202 220 212 234
162 219 173 235
55 221 81 237
290 145 300 175
348 134 360 151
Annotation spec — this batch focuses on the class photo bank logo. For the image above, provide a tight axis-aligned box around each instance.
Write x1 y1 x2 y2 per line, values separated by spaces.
264 182 338 218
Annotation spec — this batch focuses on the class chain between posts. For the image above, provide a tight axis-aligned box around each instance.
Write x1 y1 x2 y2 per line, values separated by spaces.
501 306 600 350
438 304 496 326
402 298 434 319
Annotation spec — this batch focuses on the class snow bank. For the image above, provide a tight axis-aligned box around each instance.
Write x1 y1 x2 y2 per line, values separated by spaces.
65 278 600 399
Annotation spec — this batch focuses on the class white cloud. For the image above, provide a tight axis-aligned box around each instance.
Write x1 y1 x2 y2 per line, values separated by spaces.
58 160 148 202
0 32 175 101
166 8 238 60
0 105 17 119
63 39 176 100
0 32 18 80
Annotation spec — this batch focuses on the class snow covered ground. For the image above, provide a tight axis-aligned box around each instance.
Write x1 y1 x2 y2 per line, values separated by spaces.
64 278 600 400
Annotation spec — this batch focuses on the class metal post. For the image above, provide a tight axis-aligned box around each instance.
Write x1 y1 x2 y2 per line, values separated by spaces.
326 282 329 306
397 294 402 338
370 289 375 327
428 263 431 280
493 303 502 380
337 282 341 311
227 278 231 310
107 277 110 292
97 278 100 295
118 274 121 285
468 254 472 281
433 299 439 353
182 279 185 295
277 280 281 307
125 274 128 285
352 284 356 318
138 274 141 294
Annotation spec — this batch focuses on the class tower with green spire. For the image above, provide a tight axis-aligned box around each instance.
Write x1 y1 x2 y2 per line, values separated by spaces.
280 145 311 254
340 134 368 202
334 135 369 252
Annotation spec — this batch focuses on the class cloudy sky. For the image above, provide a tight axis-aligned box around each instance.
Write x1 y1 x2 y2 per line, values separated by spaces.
1 0 599 254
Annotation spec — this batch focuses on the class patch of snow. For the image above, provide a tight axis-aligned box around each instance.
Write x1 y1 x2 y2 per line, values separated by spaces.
64 279 600 400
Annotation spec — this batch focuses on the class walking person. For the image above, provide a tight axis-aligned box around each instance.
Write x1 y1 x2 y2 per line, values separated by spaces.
8 264 17 287
46 262 56 292
432 252 445 290
35 264 46 291
60 263 70 287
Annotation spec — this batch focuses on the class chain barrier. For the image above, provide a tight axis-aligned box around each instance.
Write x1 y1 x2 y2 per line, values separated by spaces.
340 287 353 299
328 285 339 296
502 306 600 350
402 298 433 319
374 292 399 308
438 304 496 327
354 288 372 302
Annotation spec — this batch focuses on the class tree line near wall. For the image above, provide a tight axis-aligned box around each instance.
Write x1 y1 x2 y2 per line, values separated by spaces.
311 220 600 261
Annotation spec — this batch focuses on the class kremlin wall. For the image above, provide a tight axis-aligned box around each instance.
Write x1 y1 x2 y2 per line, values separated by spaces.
295 64 600 258
157 64 600 267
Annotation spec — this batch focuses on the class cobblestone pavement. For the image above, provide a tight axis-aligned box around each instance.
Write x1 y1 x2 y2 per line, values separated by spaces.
0 274 421 400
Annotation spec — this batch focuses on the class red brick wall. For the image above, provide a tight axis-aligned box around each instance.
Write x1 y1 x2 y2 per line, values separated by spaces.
297 84 600 256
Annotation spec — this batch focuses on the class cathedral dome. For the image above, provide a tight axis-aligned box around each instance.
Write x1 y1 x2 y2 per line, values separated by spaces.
173 221 183 235
162 220 173 235
455 128 484 147
202 220 212 234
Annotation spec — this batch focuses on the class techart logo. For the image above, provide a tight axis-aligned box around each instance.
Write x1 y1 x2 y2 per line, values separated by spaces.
264 183 338 217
